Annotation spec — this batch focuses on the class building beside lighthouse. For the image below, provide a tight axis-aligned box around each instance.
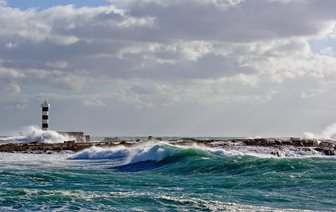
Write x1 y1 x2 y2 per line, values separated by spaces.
41 100 50 131
40 100 90 142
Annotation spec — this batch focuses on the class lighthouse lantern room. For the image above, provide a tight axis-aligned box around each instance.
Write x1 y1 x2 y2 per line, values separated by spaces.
41 100 50 131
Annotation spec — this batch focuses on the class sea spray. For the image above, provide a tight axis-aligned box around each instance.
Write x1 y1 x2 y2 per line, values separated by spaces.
1 126 72 143
304 122 336 139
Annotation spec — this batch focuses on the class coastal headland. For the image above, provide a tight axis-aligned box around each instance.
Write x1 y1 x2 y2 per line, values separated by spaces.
0 137 335 156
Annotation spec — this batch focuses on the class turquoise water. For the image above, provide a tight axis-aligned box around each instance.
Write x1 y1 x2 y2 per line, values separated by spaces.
0 142 336 211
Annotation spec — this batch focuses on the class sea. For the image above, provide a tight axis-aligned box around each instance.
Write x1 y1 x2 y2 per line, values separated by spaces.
0 128 335 211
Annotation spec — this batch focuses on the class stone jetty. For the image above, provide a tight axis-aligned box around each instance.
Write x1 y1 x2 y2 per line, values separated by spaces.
0 137 335 155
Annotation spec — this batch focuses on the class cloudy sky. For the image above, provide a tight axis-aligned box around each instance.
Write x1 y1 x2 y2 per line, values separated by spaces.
1 0 336 137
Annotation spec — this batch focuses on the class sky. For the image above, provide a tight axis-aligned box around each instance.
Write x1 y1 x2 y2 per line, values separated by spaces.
1 0 336 137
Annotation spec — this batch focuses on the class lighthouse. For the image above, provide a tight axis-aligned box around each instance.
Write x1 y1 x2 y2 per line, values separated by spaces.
41 100 50 131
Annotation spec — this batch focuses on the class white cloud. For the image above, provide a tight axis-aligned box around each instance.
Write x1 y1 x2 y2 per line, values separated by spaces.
1 0 336 135
0 82 21 98
0 67 25 79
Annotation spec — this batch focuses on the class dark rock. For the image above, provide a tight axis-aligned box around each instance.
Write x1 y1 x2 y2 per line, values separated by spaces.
302 139 319 147
290 137 301 142
319 142 333 148
182 138 198 141
282 140 293 145
322 148 336 156
103 137 120 142
119 141 132 147
274 140 282 145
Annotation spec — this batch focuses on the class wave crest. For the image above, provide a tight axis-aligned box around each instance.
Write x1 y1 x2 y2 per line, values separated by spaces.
69 143 175 164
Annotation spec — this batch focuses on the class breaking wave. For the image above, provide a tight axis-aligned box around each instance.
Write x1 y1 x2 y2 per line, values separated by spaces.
69 143 176 164
0 126 72 144
69 141 330 167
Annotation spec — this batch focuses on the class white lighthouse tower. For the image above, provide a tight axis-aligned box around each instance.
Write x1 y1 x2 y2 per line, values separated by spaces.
41 100 50 131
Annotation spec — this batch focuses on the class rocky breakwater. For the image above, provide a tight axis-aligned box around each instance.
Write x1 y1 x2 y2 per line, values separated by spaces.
244 137 336 155
196 137 336 156
0 141 93 153
0 137 335 156
0 140 135 153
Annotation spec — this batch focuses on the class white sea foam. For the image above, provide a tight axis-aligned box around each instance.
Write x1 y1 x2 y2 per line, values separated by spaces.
0 126 72 143
69 146 128 160
0 152 70 162
209 145 324 158
158 195 313 212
